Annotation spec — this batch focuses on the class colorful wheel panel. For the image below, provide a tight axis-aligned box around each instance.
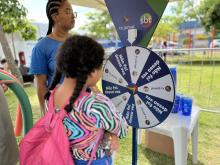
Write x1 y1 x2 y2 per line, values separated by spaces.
102 46 175 128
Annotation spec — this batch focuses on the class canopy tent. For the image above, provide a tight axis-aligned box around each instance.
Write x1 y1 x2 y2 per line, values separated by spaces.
69 0 106 10
69 0 178 10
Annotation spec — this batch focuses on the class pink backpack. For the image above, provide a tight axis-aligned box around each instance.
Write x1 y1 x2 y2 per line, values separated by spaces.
19 89 104 165
19 89 73 165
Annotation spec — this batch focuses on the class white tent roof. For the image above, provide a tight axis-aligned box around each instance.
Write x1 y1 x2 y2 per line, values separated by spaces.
69 0 107 10
69 0 178 10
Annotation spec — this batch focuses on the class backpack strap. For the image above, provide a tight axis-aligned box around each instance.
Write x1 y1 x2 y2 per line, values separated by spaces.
48 88 68 113
88 129 105 165
47 88 68 122
48 89 56 113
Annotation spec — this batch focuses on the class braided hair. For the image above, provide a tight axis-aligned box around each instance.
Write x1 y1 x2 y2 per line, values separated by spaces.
46 35 104 113
46 0 66 35
44 69 62 100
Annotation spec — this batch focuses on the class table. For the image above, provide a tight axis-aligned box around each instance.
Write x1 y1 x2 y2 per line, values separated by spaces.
139 106 200 165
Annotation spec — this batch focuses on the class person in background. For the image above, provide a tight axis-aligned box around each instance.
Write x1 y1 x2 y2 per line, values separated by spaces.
45 35 128 164
0 58 19 72
29 0 76 114
1 59 10 72
161 41 167 62
0 80 19 165
1 58 34 83
19 63 34 83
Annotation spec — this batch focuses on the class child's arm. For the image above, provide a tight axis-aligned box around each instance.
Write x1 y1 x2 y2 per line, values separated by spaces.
0 80 16 92
90 94 128 139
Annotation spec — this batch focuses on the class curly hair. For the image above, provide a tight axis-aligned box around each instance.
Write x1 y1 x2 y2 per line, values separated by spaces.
46 0 66 35
46 35 104 113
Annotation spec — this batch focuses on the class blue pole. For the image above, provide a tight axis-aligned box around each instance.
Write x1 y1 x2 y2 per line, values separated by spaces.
132 127 138 165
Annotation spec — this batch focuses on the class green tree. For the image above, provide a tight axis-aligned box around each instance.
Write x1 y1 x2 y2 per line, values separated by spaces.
0 0 36 83
181 0 220 32
151 1 186 43
169 1 185 28
196 0 219 31
152 1 189 41
211 2 220 28
152 16 174 41
210 2 220 39
80 10 115 40
166 1 200 26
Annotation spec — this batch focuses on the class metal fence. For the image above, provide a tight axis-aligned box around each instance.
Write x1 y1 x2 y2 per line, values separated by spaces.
105 48 220 113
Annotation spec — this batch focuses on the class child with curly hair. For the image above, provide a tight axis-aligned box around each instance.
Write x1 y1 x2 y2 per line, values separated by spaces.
45 35 128 165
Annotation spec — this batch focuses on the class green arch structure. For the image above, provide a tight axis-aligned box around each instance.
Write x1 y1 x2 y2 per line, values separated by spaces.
0 69 33 134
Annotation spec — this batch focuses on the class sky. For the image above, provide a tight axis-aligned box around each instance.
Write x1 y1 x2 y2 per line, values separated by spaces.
21 0 175 31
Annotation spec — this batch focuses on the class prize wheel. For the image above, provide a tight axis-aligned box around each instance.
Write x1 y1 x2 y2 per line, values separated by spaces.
102 46 175 128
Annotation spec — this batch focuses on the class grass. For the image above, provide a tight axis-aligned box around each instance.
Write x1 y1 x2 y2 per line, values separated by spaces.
167 52 220 65
4 54 220 164
5 84 220 165
164 52 220 111
176 65 220 110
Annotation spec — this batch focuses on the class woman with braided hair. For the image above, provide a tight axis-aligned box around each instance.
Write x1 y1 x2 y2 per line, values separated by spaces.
45 35 128 164
30 0 120 160
30 0 76 114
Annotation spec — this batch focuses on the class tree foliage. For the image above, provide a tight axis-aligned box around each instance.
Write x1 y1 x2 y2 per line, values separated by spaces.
196 0 219 31
158 0 220 33
0 0 37 83
80 11 115 39
0 0 36 40
210 1 220 29
152 16 174 40
152 1 192 41
19 20 37 41
169 1 185 27
151 2 186 42
181 0 220 32
163 1 198 28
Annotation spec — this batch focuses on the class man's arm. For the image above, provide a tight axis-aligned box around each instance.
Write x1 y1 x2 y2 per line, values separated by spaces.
34 74 47 115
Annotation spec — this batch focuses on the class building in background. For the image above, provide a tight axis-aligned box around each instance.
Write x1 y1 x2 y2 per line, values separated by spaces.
0 22 48 67
179 20 209 48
